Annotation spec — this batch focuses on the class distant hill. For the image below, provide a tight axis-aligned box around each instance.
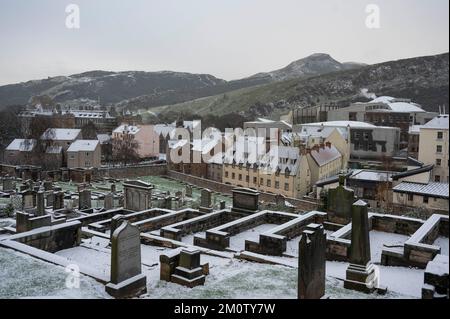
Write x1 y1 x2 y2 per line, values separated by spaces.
153 53 449 119
0 53 367 111
246 53 367 82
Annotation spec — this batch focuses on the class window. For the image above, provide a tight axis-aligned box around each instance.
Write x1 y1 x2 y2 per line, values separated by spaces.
437 145 443 153
423 196 429 204
238 174 242 181
245 175 249 183
435 175 441 182
260 178 264 185
275 181 280 189
437 132 443 139
253 177 257 184
225 171 229 178
267 180 271 187
408 194 413 201
436 159 442 166
232 173 235 179
284 183 289 191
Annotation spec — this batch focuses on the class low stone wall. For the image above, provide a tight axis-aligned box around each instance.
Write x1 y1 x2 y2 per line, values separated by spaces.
196 210 300 251
161 210 238 242
6 221 82 253
326 213 428 262
382 214 449 269
94 164 167 179
167 170 317 212
245 211 327 256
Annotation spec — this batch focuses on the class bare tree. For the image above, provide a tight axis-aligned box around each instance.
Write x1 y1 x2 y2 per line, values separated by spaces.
112 138 140 166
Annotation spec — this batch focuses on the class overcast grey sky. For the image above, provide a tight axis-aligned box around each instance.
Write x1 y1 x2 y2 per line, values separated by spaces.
0 0 448 85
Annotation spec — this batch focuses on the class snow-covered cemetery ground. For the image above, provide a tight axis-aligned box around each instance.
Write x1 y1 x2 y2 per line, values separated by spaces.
0 175 448 300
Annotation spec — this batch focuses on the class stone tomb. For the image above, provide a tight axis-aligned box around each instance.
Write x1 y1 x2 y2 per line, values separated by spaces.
123 180 154 212
231 188 259 215
105 220 147 298
298 224 326 299
160 248 209 288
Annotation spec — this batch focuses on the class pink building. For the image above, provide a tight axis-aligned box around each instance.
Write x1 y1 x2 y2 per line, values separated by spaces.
112 124 159 159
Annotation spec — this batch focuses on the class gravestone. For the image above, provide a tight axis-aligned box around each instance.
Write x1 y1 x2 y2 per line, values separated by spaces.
327 174 355 224
170 248 207 288
111 183 116 193
344 200 385 294
298 224 326 299
2 175 14 192
43 181 53 191
175 191 183 198
219 200 226 210
110 214 127 240
185 185 193 197
21 190 36 210
53 191 64 210
105 220 147 298
46 192 54 208
36 191 45 216
232 188 259 215
199 189 213 213
104 193 114 210
79 189 92 210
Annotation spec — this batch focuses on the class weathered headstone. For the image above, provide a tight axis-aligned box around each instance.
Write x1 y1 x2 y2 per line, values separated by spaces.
199 189 213 213
298 224 326 299
327 174 355 224
344 200 385 294
43 181 53 191
185 185 193 197
53 191 64 210
36 191 45 216
21 190 36 210
2 175 14 192
110 214 127 240
79 189 92 210
111 183 116 193
104 193 114 210
105 220 147 298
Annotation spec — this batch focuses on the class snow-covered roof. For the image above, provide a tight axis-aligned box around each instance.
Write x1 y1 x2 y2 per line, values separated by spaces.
421 115 449 130
367 96 425 113
70 110 114 118
113 124 140 135
393 182 449 199
310 145 342 167
67 140 99 152
41 128 81 141
302 121 376 128
96 134 111 144
350 169 394 182
409 125 423 134
5 139 36 152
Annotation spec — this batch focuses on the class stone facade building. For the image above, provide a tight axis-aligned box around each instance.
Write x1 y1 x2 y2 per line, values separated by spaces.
67 140 101 169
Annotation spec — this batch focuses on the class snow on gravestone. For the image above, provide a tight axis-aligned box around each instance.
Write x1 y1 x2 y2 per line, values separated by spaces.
110 221 142 284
